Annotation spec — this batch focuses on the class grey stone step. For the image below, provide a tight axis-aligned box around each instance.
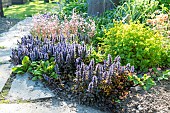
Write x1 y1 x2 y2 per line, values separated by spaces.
0 100 105 113
0 64 12 92
7 73 55 101
0 49 11 63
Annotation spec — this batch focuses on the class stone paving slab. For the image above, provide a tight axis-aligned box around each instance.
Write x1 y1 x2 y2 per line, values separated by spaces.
0 17 33 49
0 64 12 92
0 100 105 113
0 49 11 63
7 73 55 101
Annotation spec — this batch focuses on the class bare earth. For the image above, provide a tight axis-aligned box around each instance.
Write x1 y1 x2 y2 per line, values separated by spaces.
115 79 170 113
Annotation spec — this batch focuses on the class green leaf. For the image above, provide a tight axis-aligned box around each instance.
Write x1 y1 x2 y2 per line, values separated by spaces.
12 66 25 74
38 76 43 80
133 79 139 85
143 85 152 91
27 67 33 73
16 71 25 74
12 66 21 72
32 70 42 76
51 72 58 79
32 76 38 81
47 65 54 72
22 56 30 65
30 62 38 67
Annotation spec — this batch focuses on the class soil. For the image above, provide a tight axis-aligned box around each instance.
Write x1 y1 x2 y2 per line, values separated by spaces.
116 79 170 113
45 78 170 113
0 17 20 34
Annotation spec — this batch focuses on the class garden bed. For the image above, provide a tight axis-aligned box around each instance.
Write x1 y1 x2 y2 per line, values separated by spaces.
2 0 170 113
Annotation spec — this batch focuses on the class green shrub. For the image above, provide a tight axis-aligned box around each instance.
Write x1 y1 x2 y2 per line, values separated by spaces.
103 22 170 72
158 0 170 10
59 2 87 17
105 0 159 23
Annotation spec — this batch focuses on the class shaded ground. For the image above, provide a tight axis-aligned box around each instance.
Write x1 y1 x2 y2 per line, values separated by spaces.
115 79 170 113
0 17 20 34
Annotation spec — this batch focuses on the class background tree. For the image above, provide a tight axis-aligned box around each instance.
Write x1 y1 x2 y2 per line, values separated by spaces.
44 0 49 3
87 0 120 16
0 0 4 17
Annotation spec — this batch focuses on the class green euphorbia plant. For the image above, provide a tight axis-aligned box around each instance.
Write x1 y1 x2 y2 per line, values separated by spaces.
103 21 170 72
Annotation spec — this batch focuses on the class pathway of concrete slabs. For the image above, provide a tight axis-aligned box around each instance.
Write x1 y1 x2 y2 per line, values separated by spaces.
0 64 11 92
0 17 33 93
7 73 55 100
0 101 104 113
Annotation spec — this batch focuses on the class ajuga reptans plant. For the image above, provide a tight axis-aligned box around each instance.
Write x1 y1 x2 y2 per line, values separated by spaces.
74 54 135 105
10 35 90 78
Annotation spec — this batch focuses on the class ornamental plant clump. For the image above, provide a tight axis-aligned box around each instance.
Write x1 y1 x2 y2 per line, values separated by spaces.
10 35 90 79
103 22 170 72
147 10 170 38
12 56 59 82
74 54 135 104
31 11 95 40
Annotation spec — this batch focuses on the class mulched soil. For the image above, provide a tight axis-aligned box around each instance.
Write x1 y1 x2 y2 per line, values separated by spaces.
115 79 170 113
45 79 170 113
0 17 20 34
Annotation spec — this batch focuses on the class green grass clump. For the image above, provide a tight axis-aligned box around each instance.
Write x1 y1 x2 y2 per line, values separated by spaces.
3 1 58 19
0 46 5 49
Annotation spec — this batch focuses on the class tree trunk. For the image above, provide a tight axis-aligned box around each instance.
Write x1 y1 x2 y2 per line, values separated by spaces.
44 0 49 3
0 0 4 17
87 0 120 16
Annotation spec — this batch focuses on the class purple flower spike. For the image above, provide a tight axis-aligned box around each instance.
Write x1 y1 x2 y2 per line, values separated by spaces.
126 63 131 70
130 66 134 73
114 55 121 62
117 62 121 71
44 53 49 60
87 82 94 92
103 60 107 71
82 71 86 81
89 59 95 69
92 76 98 85
107 54 112 66
39 52 44 59
103 71 108 80
66 54 71 64
55 64 59 73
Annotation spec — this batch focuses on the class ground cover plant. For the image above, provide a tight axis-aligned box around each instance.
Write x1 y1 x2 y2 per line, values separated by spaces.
11 35 90 79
